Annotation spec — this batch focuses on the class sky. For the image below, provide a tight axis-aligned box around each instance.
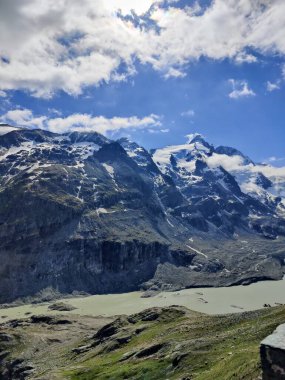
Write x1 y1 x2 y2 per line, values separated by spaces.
0 0 285 165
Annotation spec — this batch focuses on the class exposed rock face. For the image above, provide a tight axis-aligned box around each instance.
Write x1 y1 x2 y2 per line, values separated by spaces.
0 126 285 302
260 324 285 379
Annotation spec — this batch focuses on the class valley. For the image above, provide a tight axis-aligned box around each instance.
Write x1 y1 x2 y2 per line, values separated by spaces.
1 2 285 378
0 126 285 379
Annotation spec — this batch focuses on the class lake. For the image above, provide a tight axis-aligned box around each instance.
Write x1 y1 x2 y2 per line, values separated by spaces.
1 279 285 321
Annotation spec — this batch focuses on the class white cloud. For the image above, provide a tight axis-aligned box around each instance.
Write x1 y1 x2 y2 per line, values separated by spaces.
283 64 285 80
3 109 47 128
0 90 6 98
234 52 258 64
47 113 162 134
107 0 158 16
164 67 186 79
263 156 285 165
0 1 285 97
148 128 169 134
181 109 195 117
253 164 285 178
148 1 285 70
206 153 285 179
0 108 162 135
228 79 256 99
206 153 245 171
267 156 278 163
266 81 280 92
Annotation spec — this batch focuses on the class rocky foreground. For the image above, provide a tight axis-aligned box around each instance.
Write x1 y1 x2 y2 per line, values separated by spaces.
1 305 285 379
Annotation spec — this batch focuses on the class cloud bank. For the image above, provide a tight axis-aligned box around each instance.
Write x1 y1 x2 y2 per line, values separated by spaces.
0 0 285 97
206 153 285 179
0 108 162 135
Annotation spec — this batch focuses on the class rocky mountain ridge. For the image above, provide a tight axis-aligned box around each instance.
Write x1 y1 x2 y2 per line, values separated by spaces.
0 125 285 302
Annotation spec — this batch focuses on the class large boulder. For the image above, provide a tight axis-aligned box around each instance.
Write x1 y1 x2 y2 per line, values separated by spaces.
260 324 285 379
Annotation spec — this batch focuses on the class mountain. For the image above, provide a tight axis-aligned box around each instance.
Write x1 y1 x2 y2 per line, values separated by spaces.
0 126 285 302
0 123 21 136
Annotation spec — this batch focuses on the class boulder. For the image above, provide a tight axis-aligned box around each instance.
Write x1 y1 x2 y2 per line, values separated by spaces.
260 324 285 379
48 302 77 312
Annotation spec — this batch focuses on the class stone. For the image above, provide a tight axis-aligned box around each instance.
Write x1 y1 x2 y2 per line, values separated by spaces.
0 351 10 362
260 323 285 379
0 333 13 342
30 315 72 325
72 344 92 355
135 343 165 358
92 317 128 342
48 302 77 312
172 352 188 367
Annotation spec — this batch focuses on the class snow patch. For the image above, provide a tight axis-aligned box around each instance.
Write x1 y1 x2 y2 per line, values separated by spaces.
186 244 208 258
96 208 117 215
166 218 174 227
102 163 115 178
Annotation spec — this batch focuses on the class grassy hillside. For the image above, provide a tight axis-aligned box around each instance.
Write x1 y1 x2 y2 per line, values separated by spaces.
1 305 285 379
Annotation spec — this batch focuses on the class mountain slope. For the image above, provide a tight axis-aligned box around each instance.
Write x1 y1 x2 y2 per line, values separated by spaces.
1 305 285 379
0 126 285 302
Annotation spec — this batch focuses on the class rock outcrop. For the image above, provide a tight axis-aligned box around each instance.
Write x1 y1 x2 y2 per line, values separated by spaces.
261 324 285 379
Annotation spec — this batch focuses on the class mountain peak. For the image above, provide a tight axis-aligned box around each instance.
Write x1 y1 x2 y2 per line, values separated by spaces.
117 137 132 144
186 133 204 144
186 133 213 151
64 130 110 145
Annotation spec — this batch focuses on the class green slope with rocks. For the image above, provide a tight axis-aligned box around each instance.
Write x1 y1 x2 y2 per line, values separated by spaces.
1 305 285 379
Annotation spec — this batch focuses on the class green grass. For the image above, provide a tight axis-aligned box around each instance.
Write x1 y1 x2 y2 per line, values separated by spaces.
67 359 169 380
61 306 285 380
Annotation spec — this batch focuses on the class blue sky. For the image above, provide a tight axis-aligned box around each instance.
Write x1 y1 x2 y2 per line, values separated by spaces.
0 0 285 164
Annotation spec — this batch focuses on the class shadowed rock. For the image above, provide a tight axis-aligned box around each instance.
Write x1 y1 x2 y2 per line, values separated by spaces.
30 315 72 325
48 302 77 312
260 324 285 379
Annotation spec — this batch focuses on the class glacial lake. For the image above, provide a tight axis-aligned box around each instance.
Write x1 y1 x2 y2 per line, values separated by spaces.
1 279 285 321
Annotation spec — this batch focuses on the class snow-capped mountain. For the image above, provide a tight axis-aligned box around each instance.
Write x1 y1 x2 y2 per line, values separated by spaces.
0 125 285 302
152 133 285 214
